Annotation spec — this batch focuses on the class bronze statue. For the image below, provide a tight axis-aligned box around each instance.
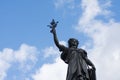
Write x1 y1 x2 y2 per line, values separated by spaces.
48 19 96 80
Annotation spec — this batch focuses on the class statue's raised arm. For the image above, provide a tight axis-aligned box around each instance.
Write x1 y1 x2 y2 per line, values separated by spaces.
48 19 64 50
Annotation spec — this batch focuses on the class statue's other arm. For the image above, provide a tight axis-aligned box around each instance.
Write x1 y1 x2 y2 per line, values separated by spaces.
83 50 96 70
85 57 96 70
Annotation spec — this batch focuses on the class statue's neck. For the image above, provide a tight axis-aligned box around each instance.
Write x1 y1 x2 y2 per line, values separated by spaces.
70 46 77 49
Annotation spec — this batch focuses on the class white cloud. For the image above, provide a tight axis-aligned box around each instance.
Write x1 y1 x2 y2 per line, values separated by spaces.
0 44 38 80
59 41 67 46
80 0 101 24
14 44 38 70
32 57 67 80
86 21 120 80
0 59 10 80
42 46 59 58
76 0 120 80
32 41 67 80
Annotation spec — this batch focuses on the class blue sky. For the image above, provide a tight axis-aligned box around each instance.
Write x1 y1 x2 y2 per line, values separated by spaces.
0 0 120 80
0 0 89 50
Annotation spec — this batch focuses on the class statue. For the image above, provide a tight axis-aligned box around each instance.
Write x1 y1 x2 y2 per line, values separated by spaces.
48 19 96 80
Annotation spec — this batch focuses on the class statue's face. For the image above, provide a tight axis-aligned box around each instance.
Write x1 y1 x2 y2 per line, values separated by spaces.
68 38 79 48
71 40 78 46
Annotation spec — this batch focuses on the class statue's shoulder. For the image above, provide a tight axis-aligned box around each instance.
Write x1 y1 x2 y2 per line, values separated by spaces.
77 48 87 57
77 48 84 52
59 45 68 52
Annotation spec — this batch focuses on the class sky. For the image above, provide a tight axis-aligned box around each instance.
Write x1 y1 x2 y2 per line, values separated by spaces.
0 0 120 80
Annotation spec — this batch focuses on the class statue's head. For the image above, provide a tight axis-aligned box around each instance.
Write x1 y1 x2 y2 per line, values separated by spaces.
68 38 79 48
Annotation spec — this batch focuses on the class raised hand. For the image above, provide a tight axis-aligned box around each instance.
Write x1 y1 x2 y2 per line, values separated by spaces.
47 19 58 33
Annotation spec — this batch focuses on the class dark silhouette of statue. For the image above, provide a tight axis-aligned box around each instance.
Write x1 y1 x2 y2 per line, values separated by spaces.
48 19 96 80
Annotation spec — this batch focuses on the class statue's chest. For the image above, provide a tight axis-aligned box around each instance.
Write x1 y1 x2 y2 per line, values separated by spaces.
67 49 79 58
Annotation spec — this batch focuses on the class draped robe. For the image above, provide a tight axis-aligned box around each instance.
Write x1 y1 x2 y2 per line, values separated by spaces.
60 46 89 80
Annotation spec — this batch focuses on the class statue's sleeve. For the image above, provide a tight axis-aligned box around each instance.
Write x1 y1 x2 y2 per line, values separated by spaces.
82 49 95 68
60 45 69 64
